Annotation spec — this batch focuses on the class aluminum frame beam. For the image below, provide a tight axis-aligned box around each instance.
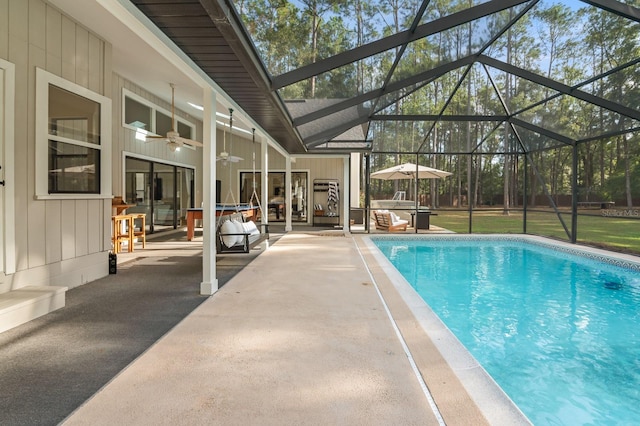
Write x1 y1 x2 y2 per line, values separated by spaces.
372 115 508 121
580 0 640 22
293 56 475 130
479 55 640 122
509 118 574 146
271 0 530 90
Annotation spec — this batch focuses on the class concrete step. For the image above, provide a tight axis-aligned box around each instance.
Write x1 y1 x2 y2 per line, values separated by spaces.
0 286 67 333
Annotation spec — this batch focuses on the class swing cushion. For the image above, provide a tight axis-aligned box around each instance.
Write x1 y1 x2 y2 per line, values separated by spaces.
242 220 260 237
231 219 245 235
220 220 240 248
231 219 247 244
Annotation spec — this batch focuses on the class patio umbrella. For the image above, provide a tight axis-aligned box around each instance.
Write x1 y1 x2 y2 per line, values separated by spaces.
371 162 451 232
370 162 452 180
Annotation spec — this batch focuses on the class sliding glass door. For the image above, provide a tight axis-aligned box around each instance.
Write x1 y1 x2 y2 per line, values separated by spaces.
125 157 195 233
240 171 308 222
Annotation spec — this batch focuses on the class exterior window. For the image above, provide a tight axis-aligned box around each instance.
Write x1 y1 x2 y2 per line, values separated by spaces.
125 96 151 130
156 110 172 136
122 88 196 149
36 68 111 199
177 121 193 139
48 141 100 193
48 85 101 193
177 121 196 150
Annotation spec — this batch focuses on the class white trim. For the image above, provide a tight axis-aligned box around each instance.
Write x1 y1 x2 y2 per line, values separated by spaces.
34 194 113 201
343 157 349 231
123 151 194 169
0 59 16 275
239 168 312 224
264 135 289 158
122 151 196 208
35 68 112 199
10 251 108 290
292 153 350 159
121 89 155 133
201 86 218 295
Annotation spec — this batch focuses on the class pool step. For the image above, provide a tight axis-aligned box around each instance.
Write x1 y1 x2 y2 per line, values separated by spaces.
0 286 68 334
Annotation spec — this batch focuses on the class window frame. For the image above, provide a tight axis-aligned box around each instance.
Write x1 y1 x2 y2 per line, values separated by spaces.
35 68 112 200
122 88 196 151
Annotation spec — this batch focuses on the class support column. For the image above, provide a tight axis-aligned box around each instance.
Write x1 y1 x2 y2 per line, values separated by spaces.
364 153 370 233
200 87 218 295
415 154 419 234
261 135 269 232
285 156 292 232
343 156 349 232
571 143 578 243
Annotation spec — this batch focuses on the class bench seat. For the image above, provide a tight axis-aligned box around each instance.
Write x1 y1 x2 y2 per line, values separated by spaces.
217 212 267 253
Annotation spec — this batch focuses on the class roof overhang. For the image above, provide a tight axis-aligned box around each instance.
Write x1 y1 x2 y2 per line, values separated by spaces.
128 0 309 154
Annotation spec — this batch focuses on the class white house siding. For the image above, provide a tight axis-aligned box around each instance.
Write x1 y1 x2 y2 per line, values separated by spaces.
216 128 251 206
110 74 203 206
0 0 112 293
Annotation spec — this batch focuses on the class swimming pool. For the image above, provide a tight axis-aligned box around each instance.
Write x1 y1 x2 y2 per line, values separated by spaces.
369 235 640 425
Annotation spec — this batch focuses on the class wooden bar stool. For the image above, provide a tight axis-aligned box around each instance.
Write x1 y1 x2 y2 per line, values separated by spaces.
112 214 134 253
131 213 146 249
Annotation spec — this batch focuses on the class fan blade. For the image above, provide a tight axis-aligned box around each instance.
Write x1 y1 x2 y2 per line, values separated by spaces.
175 135 203 147
144 84 204 150
216 152 243 163
216 157 242 163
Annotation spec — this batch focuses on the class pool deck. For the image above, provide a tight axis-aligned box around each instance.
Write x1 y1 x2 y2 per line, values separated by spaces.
1 225 530 425
64 228 530 425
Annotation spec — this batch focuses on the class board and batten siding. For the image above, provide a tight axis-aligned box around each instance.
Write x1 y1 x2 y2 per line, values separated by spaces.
111 74 203 203
0 0 112 292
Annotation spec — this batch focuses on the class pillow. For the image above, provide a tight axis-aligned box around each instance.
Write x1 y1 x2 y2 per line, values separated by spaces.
220 220 239 248
242 220 260 236
390 212 400 222
231 219 245 237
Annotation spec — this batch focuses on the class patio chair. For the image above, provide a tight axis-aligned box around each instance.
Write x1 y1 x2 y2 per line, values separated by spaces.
373 210 408 232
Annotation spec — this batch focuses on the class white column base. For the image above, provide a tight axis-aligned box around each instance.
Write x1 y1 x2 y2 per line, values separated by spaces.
200 280 218 296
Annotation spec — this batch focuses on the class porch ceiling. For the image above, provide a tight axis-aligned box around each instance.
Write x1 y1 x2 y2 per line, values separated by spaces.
129 0 307 154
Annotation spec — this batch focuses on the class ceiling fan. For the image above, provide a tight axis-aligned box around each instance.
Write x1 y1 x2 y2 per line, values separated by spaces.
217 108 243 164
146 83 203 152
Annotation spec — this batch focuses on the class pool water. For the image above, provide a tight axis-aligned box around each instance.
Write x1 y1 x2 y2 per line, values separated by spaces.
373 237 640 425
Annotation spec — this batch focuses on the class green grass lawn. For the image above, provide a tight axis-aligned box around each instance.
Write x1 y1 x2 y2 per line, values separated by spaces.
431 209 640 255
